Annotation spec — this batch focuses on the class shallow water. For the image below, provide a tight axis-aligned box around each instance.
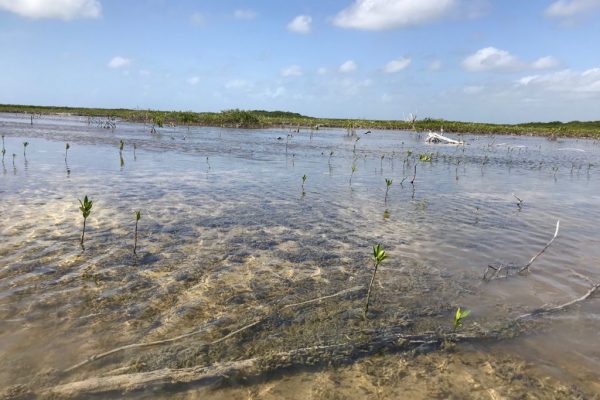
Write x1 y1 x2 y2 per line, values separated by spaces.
0 113 599 398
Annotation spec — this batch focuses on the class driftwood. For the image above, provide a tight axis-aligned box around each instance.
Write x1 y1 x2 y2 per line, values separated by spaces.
483 220 560 280
46 280 599 398
425 131 464 145
64 286 364 373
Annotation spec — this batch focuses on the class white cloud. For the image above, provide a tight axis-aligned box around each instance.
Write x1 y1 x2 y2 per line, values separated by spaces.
0 0 101 20
187 76 200 86
462 47 520 72
428 60 442 71
339 60 357 73
332 0 457 30
139 69 151 77
281 65 303 77
463 47 559 72
516 68 600 95
383 57 411 73
317 67 328 75
190 12 204 27
233 9 257 20
287 15 312 33
545 0 600 18
532 56 560 70
108 56 131 69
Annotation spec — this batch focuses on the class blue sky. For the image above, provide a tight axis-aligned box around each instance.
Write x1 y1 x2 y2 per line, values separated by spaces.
1 0 599 123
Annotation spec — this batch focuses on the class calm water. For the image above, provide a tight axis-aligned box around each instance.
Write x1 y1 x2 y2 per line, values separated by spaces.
1 113 599 398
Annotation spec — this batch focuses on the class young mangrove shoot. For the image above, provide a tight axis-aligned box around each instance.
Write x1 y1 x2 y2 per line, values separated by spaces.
133 210 141 255
65 143 70 161
119 139 125 152
78 195 93 249
384 178 392 203
365 244 387 318
301 174 307 194
23 141 29 157
453 307 471 330
350 163 357 186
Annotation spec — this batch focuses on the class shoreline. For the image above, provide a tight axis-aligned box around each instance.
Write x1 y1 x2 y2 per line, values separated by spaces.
1 104 599 139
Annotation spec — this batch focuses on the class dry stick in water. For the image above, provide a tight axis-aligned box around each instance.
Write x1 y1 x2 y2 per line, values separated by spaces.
410 163 417 185
49 280 600 398
63 286 363 373
483 220 560 280
133 211 141 255
519 220 560 273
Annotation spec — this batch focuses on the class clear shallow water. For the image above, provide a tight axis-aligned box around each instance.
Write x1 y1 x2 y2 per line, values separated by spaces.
0 113 599 398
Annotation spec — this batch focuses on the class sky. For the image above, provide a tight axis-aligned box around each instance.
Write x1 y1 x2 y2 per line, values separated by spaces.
0 0 600 123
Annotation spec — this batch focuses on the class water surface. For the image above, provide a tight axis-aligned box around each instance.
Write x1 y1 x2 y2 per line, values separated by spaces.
1 113 599 398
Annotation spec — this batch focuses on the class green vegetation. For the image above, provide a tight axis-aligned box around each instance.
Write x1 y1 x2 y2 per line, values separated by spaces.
301 174 307 194
78 195 93 249
365 244 387 318
453 307 471 330
384 178 392 203
134 210 141 255
419 153 432 162
65 143 70 161
2 104 599 137
350 163 357 186
23 141 29 157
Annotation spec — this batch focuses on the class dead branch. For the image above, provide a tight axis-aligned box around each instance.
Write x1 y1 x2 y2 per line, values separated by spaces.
483 220 560 280
519 220 560 273
516 282 600 320
47 278 599 398
64 286 364 373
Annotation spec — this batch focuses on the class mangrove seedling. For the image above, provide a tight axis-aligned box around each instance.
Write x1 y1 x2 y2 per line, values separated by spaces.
353 137 360 154
133 210 141 255
365 244 387 318
12 153 16 167
65 143 70 161
419 153 432 162
301 174 307 193
329 150 334 164
453 307 471 330
1 148 5 161
384 178 392 203
350 163 357 186
23 141 29 157
78 195 93 249
119 139 125 152
380 154 385 171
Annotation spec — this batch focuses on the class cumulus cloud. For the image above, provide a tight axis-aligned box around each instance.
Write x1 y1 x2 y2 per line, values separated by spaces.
281 65 303 77
0 0 101 20
108 56 131 69
516 68 600 95
463 47 559 72
531 56 560 70
332 0 457 30
339 60 357 73
317 67 328 75
187 76 200 86
383 57 411 73
233 9 257 20
287 15 312 33
462 47 520 72
545 0 600 18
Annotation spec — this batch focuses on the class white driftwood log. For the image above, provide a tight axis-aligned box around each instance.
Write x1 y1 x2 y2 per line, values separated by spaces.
425 131 464 145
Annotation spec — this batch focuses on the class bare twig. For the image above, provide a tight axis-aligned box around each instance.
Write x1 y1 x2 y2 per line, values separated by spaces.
64 286 363 373
519 220 560 273
516 283 600 320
